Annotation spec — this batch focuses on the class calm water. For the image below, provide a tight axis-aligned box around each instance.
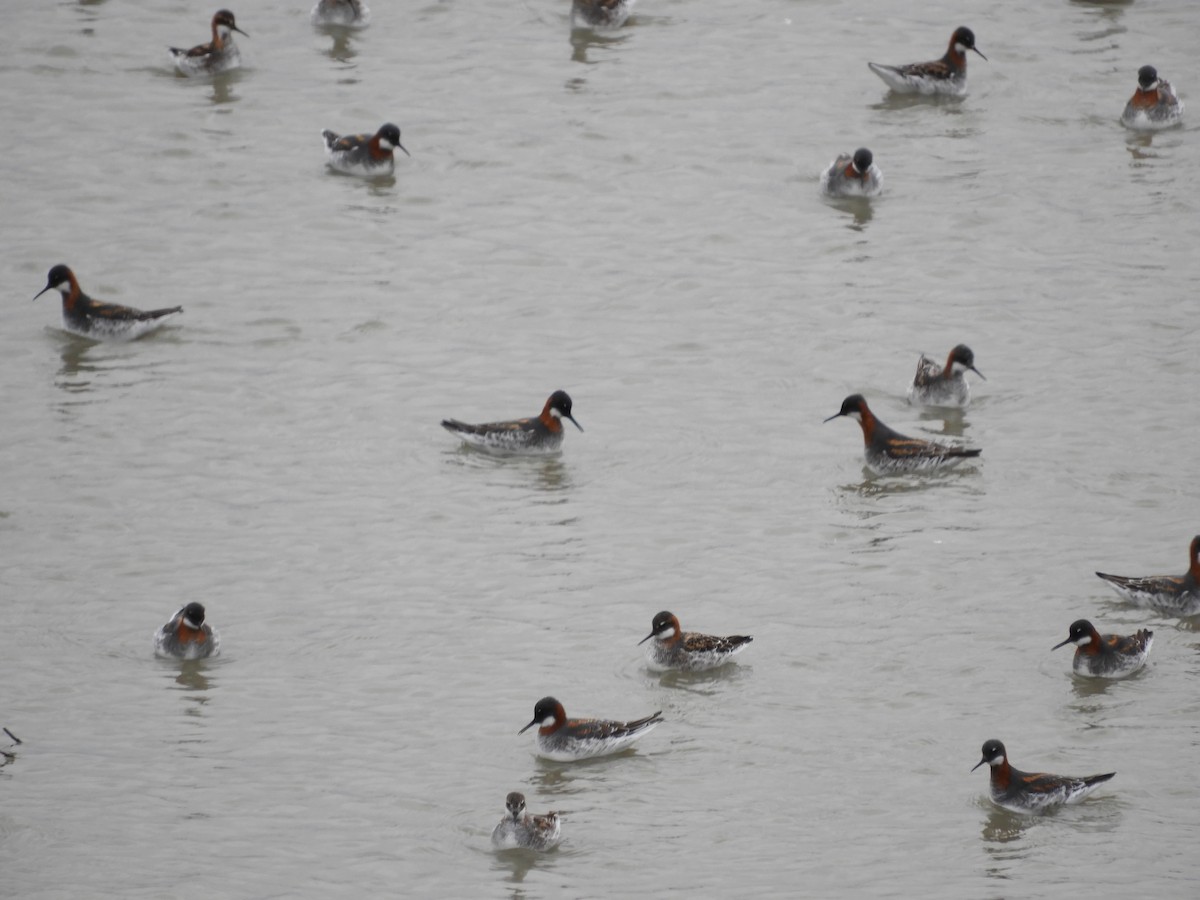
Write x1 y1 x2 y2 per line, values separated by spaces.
2 0 1199 896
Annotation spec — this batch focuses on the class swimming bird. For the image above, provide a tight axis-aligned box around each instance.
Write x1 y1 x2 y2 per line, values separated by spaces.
491 792 562 850
519 696 662 761
1122 65 1184 129
907 344 985 408
972 739 1114 813
154 602 220 660
820 148 883 198
0 728 20 764
169 9 247 77
1096 535 1200 617
572 0 635 30
33 265 182 340
311 0 370 27
442 391 582 456
322 123 409 177
868 26 985 96
1052 619 1152 678
639 610 753 671
824 394 981 474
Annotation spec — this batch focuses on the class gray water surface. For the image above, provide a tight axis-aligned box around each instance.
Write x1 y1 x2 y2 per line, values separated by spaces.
2 0 1199 897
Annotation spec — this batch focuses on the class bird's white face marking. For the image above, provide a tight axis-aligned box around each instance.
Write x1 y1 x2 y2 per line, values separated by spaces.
1072 635 1090 647
847 411 863 423
378 137 394 151
954 41 967 54
52 279 69 293
539 714 556 727
549 408 562 419
658 625 677 640
217 24 232 39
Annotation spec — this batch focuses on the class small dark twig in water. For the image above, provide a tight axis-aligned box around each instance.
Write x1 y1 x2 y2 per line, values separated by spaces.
3 727 20 744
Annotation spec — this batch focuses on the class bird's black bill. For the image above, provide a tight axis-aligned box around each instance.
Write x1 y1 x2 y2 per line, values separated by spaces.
518 719 537 735
637 632 655 646
566 415 583 432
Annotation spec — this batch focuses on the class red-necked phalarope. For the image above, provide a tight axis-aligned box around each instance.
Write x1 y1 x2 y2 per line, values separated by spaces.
572 0 635 30
491 792 562 850
154 603 220 660
519 697 662 761
311 0 370 28
1095 535 1200 617
824 394 981 475
442 391 582 456
868 26 985 96
322 123 409 177
972 740 1114 813
33 265 182 340
1052 619 1153 679
820 148 883 198
638 611 753 671
1122 65 1184 130
169 9 247 77
907 344 985 409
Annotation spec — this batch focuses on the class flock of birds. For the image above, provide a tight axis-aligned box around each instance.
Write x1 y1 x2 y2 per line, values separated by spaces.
817 25 1183 199
18 0 1194 850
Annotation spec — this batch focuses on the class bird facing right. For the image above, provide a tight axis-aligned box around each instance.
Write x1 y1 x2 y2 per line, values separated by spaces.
322 124 409 177
169 9 248 77
907 344 985 409
442 391 582 456
868 26 986 96
1095 535 1200 617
